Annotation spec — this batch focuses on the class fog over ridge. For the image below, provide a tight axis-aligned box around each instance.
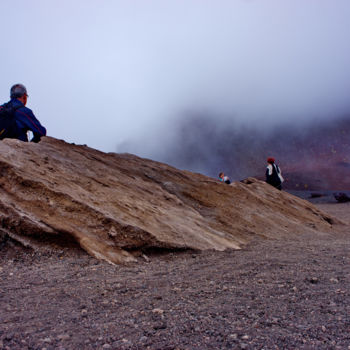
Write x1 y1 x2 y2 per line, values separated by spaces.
1 1 350 161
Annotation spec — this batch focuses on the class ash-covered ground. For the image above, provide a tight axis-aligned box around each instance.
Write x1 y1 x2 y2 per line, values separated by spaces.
1 203 350 350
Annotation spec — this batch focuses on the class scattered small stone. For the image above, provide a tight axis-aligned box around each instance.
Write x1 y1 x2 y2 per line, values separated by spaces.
152 308 164 314
321 326 326 332
336 289 345 294
142 254 150 262
330 278 339 283
309 277 319 284
153 322 167 330
57 334 70 341
102 344 111 349
241 335 250 340
43 337 51 343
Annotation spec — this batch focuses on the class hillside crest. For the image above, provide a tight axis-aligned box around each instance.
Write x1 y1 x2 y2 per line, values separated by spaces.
0 137 340 264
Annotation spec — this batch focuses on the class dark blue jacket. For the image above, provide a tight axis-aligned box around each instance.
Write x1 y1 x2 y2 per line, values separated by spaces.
9 98 46 142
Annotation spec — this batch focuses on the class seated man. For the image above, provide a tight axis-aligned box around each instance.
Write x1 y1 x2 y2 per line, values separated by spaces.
0 84 46 142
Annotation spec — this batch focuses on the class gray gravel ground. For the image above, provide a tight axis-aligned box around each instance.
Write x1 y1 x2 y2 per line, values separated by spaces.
1 204 350 350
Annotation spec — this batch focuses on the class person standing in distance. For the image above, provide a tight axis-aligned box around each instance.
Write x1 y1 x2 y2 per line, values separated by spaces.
266 157 284 190
1 84 46 142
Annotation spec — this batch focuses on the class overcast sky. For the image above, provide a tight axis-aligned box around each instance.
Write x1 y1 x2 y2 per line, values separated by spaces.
1 0 350 155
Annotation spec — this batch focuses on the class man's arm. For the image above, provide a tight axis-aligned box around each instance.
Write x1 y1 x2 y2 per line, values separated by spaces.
16 108 46 142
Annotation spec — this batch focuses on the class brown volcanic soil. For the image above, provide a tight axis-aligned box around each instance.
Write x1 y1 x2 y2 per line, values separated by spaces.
1 203 350 350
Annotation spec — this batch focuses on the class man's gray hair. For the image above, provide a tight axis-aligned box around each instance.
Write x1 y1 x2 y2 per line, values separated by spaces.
10 84 28 99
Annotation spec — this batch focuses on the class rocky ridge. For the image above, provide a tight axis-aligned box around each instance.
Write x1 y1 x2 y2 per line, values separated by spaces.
0 137 341 264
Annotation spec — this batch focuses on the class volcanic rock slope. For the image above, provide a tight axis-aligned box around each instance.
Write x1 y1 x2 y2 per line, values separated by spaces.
0 137 340 264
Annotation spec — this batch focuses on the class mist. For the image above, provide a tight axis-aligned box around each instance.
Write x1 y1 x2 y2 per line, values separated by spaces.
1 1 350 172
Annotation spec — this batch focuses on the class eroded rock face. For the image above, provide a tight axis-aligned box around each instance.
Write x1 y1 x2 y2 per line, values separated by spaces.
0 137 341 264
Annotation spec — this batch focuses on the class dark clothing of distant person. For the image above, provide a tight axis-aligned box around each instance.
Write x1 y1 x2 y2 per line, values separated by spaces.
266 158 283 190
222 176 231 184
